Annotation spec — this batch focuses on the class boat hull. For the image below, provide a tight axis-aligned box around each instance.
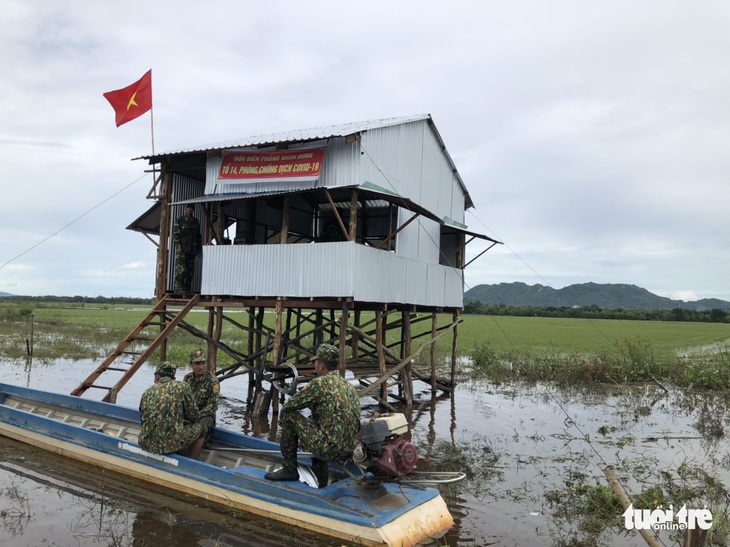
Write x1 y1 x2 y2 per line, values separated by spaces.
0 383 453 546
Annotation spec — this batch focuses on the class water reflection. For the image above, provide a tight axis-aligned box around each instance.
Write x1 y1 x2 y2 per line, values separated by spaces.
131 511 199 547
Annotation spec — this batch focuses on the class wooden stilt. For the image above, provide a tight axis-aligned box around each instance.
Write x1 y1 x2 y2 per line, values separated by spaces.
246 306 255 405
352 310 361 361
338 303 349 375
402 310 413 408
430 313 438 394
376 309 387 403
451 310 460 391
684 511 708 547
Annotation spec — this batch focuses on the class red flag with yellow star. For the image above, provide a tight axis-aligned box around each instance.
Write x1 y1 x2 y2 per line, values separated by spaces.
103 70 152 127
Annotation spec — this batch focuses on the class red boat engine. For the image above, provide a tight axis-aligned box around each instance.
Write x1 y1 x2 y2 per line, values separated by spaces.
353 413 419 479
375 438 418 477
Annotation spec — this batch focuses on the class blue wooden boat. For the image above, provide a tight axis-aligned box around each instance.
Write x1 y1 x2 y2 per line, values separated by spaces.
0 382 455 546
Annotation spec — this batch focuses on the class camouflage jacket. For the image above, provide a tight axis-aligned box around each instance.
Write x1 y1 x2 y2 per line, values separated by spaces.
138 377 201 454
281 370 360 458
172 215 201 254
183 370 220 420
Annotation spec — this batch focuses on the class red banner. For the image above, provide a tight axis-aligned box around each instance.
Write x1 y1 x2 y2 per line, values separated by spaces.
218 147 325 181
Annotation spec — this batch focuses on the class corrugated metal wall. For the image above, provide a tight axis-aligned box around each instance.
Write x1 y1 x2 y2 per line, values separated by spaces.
201 243 463 308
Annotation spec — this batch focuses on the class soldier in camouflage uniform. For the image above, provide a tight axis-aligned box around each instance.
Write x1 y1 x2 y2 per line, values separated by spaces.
265 344 360 488
172 204 202 293
138 362 207 458
183 348 220 435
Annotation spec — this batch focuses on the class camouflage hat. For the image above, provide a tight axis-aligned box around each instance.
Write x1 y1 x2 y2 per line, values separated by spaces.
315 343 339 365
190 348 206 362
155 361 177 377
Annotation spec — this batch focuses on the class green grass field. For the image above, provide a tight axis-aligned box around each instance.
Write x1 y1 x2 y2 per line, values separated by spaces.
2 302 729 388
457 314 730 356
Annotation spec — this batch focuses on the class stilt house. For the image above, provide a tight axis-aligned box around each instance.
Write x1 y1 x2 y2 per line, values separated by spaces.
74 114 499 409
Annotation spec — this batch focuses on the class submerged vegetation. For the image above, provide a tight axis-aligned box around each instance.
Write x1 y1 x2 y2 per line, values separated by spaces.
465 337 730 390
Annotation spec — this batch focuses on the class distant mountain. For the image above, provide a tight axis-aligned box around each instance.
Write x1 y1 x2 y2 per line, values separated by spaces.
0 292 14 297
464 282 730 311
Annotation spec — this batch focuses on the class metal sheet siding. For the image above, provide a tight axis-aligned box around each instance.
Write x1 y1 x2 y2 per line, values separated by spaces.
421 126 456 218
395 211 440 264
205 157 222 194
360 121 426 201
359 120 465 220
201 244 462 307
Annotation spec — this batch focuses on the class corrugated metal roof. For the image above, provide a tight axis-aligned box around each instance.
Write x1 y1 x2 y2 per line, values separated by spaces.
139 114 431 160
136 113 474 209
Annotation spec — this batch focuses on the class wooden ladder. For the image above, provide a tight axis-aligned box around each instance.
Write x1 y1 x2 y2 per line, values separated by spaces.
71 294 201 402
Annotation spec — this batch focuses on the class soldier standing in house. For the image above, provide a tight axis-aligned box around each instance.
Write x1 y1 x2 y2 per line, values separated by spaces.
172 203 202 293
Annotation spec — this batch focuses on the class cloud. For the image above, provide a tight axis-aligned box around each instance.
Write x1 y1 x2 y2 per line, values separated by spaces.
0 0 728 300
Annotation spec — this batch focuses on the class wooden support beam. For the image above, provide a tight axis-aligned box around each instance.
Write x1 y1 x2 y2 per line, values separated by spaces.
376 212 419 250
280 195 290 244
349 188 358 241
156 170 173 299
358 315 461 398
323 188 350 241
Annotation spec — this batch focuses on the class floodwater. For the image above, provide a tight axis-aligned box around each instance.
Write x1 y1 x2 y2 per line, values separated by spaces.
1 358 728 546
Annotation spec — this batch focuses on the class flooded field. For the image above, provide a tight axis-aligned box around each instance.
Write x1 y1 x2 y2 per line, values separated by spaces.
1 358 729 546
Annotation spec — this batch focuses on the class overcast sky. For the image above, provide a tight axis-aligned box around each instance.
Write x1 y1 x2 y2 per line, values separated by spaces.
1 1 728 301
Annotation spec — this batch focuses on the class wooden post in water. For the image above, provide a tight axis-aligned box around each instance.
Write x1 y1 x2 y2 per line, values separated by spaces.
212 303 223 373
451 309 460 390
683 509 708 547
246 306 255 405
30 313 34 356
402 310 413 407
430 313 437 394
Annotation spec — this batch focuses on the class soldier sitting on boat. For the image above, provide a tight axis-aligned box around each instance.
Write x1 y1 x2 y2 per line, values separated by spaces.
183 348 220 439
138 362 207 458
265 343 361 488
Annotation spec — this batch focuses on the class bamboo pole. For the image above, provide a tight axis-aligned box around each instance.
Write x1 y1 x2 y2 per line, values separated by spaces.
604 466 663 547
